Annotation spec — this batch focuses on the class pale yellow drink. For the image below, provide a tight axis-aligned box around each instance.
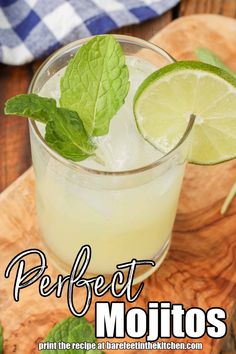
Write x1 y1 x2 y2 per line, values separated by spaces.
29 38 189 282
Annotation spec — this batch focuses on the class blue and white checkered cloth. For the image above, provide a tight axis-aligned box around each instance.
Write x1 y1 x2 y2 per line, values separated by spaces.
0 0 179 65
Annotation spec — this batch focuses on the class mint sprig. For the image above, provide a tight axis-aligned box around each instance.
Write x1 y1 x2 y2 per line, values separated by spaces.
221 181 236 214
5 94 96 162
4 35 129 162
196 48 236 78
60 35 130 136
42 317 103 354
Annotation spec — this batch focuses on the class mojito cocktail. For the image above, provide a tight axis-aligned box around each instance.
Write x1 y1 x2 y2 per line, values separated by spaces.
28 36 189 282
6 35 235 283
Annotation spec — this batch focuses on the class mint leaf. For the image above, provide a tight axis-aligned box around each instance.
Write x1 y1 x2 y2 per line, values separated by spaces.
60 35 130 136
5 94 96 162
52 108 96 155
4 94 56 123
42 317 103 354
196 48 236 78
0 323 3 354
45 121 89 161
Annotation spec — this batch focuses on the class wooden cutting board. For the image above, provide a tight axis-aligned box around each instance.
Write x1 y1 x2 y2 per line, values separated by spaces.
0 14 236 354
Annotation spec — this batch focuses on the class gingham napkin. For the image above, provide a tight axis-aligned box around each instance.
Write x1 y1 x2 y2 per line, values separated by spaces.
0 0 179 65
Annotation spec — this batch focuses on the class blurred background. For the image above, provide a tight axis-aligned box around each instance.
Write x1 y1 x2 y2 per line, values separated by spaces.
0 1 236 352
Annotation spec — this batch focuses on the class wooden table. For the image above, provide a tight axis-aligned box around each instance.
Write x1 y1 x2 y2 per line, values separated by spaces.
0 0 236 352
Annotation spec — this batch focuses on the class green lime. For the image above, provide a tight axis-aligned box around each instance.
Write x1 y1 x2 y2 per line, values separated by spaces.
134 61 236 165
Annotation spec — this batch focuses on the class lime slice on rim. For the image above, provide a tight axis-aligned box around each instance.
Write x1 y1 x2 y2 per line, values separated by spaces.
134 61 236 165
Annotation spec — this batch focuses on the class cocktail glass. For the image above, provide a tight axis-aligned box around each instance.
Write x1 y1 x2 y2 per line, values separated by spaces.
28 35 194 284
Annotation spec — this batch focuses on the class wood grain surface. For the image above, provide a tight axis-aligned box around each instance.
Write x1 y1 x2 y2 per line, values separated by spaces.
0 13 236 354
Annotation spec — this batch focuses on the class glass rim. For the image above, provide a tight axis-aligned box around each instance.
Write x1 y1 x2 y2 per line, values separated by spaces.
29 34 194 176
